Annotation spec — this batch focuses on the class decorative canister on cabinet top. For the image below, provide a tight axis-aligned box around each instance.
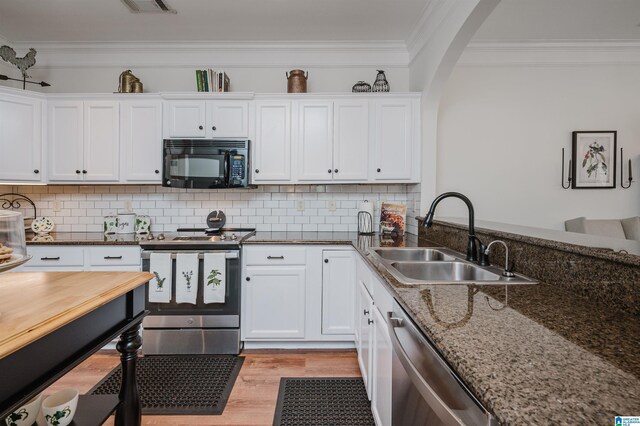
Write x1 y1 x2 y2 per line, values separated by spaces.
372 70 390 92
286 69 308 93
352 81 372 93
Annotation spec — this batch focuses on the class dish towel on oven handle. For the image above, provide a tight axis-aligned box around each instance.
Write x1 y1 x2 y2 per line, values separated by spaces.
175 253 199 305
203 252 226 304
149 252 172 303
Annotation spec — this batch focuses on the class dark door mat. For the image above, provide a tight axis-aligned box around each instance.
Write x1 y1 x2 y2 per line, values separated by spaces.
89 355 244 415
273 377 375 426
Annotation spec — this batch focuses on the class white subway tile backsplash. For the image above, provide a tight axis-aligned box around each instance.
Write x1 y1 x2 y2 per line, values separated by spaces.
13 184 420 234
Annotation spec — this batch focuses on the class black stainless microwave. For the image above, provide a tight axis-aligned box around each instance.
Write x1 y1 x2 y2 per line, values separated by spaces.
162 139 251 189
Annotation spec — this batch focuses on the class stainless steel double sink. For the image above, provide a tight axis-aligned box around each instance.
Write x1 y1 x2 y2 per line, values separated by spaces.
369 247 537 285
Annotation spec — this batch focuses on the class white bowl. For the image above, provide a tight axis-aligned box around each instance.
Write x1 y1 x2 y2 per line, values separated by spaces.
41 389 78 426
4 393 42 426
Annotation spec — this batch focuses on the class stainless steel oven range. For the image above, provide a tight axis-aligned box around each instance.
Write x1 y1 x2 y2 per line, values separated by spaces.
140 227 255 355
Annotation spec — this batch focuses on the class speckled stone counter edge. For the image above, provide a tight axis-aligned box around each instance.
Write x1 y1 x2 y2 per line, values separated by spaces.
421 220 640 316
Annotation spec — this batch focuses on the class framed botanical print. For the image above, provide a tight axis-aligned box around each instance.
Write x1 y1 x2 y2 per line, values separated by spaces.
572 131 617 189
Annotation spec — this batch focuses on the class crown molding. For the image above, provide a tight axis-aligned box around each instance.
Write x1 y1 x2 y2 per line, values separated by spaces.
458 39 640 66
6 40 410 69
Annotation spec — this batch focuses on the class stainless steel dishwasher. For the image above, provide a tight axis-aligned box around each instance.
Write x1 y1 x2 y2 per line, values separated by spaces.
387 300 497 425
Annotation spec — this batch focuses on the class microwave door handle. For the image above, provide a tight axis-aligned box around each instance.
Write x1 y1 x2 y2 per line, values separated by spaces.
223 151 231 187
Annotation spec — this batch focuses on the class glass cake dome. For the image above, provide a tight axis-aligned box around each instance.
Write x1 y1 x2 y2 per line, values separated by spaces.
0 210 31 273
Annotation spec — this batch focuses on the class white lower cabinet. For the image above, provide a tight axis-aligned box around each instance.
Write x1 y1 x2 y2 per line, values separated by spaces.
23 245 141 272
357 279 374 399
243 266 306 339
371 305 393 426
322 250 356 335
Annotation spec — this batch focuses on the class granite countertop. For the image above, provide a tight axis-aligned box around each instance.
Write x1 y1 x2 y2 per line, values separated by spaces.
26 232 143 245
24 230 639 423
356 242 640 425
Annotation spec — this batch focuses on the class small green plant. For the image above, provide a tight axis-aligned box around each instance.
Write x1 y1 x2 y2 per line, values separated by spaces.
6 408 29 426
182 270 194 290
207 269 222 286
45 407 71 426
153 271 166 290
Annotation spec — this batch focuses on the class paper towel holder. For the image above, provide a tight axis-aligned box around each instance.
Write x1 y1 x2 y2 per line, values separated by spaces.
358 211 374 235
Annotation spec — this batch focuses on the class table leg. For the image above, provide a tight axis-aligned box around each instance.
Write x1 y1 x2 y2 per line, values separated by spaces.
115 321 142 426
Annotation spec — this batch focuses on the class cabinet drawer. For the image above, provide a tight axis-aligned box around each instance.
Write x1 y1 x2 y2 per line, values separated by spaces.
89 246 141 266
244 246 306 265
27 246 84 267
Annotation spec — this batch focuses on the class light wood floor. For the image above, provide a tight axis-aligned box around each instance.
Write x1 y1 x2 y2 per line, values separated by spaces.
45 350 361 426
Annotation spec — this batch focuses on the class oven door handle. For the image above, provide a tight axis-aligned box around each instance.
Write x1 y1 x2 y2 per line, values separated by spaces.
141 251 239 260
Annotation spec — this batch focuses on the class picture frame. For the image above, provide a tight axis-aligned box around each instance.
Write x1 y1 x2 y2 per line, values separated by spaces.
571 131 617 189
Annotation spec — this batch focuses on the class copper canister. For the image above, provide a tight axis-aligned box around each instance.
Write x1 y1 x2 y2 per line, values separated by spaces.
286 69 308 93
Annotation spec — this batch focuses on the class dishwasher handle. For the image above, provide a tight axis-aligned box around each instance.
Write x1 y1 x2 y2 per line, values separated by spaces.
387 311 497 426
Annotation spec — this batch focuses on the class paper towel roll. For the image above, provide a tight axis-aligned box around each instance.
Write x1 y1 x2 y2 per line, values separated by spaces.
359 200 374 216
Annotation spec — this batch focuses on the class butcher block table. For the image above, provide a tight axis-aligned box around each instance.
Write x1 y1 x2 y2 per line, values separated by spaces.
0 271 153 426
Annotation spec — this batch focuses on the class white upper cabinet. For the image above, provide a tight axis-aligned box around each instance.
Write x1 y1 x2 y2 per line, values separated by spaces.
121 100 163 182
165 100 206 138
297 101 334 181
322 250 356 335
164 100 248 139
83 101 119 182
207 100 249 138
253 100 291 182
48 101 84 182
0 93 42 182
373 98 414 180
333 100 369 181
49 100 119 182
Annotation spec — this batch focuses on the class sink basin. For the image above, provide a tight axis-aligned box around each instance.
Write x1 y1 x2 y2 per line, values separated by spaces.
372 248 456 262
389 261 501 282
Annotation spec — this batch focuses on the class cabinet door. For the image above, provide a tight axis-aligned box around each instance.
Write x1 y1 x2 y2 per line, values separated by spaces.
333 100 369 181
48 101 84 181
0 95 42 181
322 250 356 335
165 100 206 138
357 280 373 399
371 306 393 426
373 99 413 180
253 101 291 182
207 101 249 138
243 266 306 339
121 100 162 182
297 101 333 181
84 101 120 182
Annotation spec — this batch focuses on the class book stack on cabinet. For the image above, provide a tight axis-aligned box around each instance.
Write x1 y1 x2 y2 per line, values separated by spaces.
195 69 230 92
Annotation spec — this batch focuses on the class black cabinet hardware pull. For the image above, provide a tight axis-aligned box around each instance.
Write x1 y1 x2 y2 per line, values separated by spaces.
104 256 123 260
41 257 60 261
328 169 332 173
198 125 204 130
324 259 329 263
364 309 369 315
246 277 251 281
212 126 217 131
334 169 338 173
82 170 87 174
377 168 381 172
255 169 260 173
34 169 39 174
368 319 374 325
267 256 284 260
155 170 160 174
76 170 81 174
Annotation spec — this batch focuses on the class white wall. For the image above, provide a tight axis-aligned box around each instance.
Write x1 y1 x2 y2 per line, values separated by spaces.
435 64 640 230
17 66 409 94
